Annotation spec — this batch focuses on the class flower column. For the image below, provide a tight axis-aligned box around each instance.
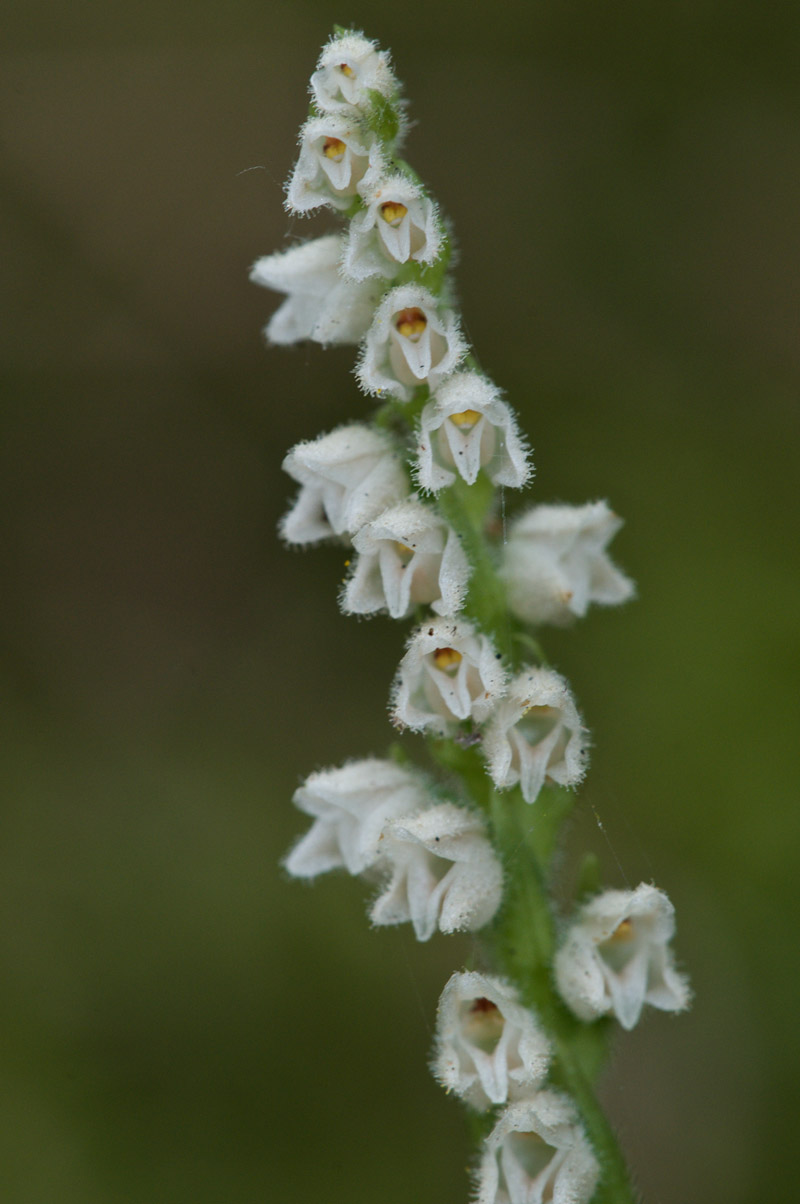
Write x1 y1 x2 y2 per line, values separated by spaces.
254 28 690 1204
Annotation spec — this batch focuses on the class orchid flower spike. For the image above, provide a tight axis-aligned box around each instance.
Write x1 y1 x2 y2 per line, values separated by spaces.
482 667 588 804
416 372 532 491
357 284 466 401
432 971 551 1110
310 31 397 114
501 501 635 626
390 618 507 734
341 497 471 620
475 1093 599 1204
280 425 408 545
555 883 691 1030
250 234 382 346
371 803 503 942
284 758 429 880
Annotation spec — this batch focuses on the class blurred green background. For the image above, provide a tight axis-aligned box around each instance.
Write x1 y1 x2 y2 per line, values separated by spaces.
2 2 798 1201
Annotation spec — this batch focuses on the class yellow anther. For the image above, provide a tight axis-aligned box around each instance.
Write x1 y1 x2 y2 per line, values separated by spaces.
380 201 408 226
449 409 482 431
395 307 427 339
432 647 462 672
611 918 635 941
339 62 355 77
322 136 346 160
393 540 416 560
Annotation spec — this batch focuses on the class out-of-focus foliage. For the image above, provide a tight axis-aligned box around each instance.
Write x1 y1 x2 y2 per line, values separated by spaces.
1 1 798 1201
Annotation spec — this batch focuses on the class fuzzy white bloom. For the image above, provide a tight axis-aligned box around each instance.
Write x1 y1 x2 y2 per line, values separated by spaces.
250 235 382 346
341 498 470 620
417 372 532 491
432 971 551 1110
343 175 442 279
357 284 466 401
310 31 397 114
391 618 507 734
284 759 428 880
371 803 503 942
286 115 382 213
502 501 635 626
280 425 408 545
555 884 691 1031
482 668 587 804
476 1094 599 1204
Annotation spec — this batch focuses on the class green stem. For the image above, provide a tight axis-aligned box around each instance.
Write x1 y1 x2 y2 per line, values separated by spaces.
488 790 639 1204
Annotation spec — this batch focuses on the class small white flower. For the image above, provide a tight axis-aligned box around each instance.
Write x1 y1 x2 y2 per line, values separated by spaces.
357 284 466 401
284 759 428 880
280 425 408 545
417 372 532 491
502 501 635 626
286 116 382 212
476 1094 599 1204
250 234 382 346
432 971 551 1110
341 497 471 620
391 619 507 734
343 175 442 279
483 668 587 804
555 884 691 1030
310 31 397 114
371 803 503 942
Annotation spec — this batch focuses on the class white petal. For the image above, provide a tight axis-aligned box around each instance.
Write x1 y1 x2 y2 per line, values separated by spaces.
555 884 691 1028
503 501 635 626
482 668 588 803
476 1094 599 1204
417 373 532 492
357 284 466 401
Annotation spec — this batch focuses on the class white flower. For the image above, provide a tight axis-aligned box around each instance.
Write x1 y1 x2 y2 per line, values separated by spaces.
357 284 466 401
280 425 408 544
341 498 471 620
501 501 635 626
250 235 382 346
284 759 428 880
432 971 551 1110
286 115 382 213
417 372 532 491
482 668 587 804
391 619 507 734
555 884 691 1030
476 1094 599 1204
343 175 442 279
310 31 397 114
371 803 503 942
